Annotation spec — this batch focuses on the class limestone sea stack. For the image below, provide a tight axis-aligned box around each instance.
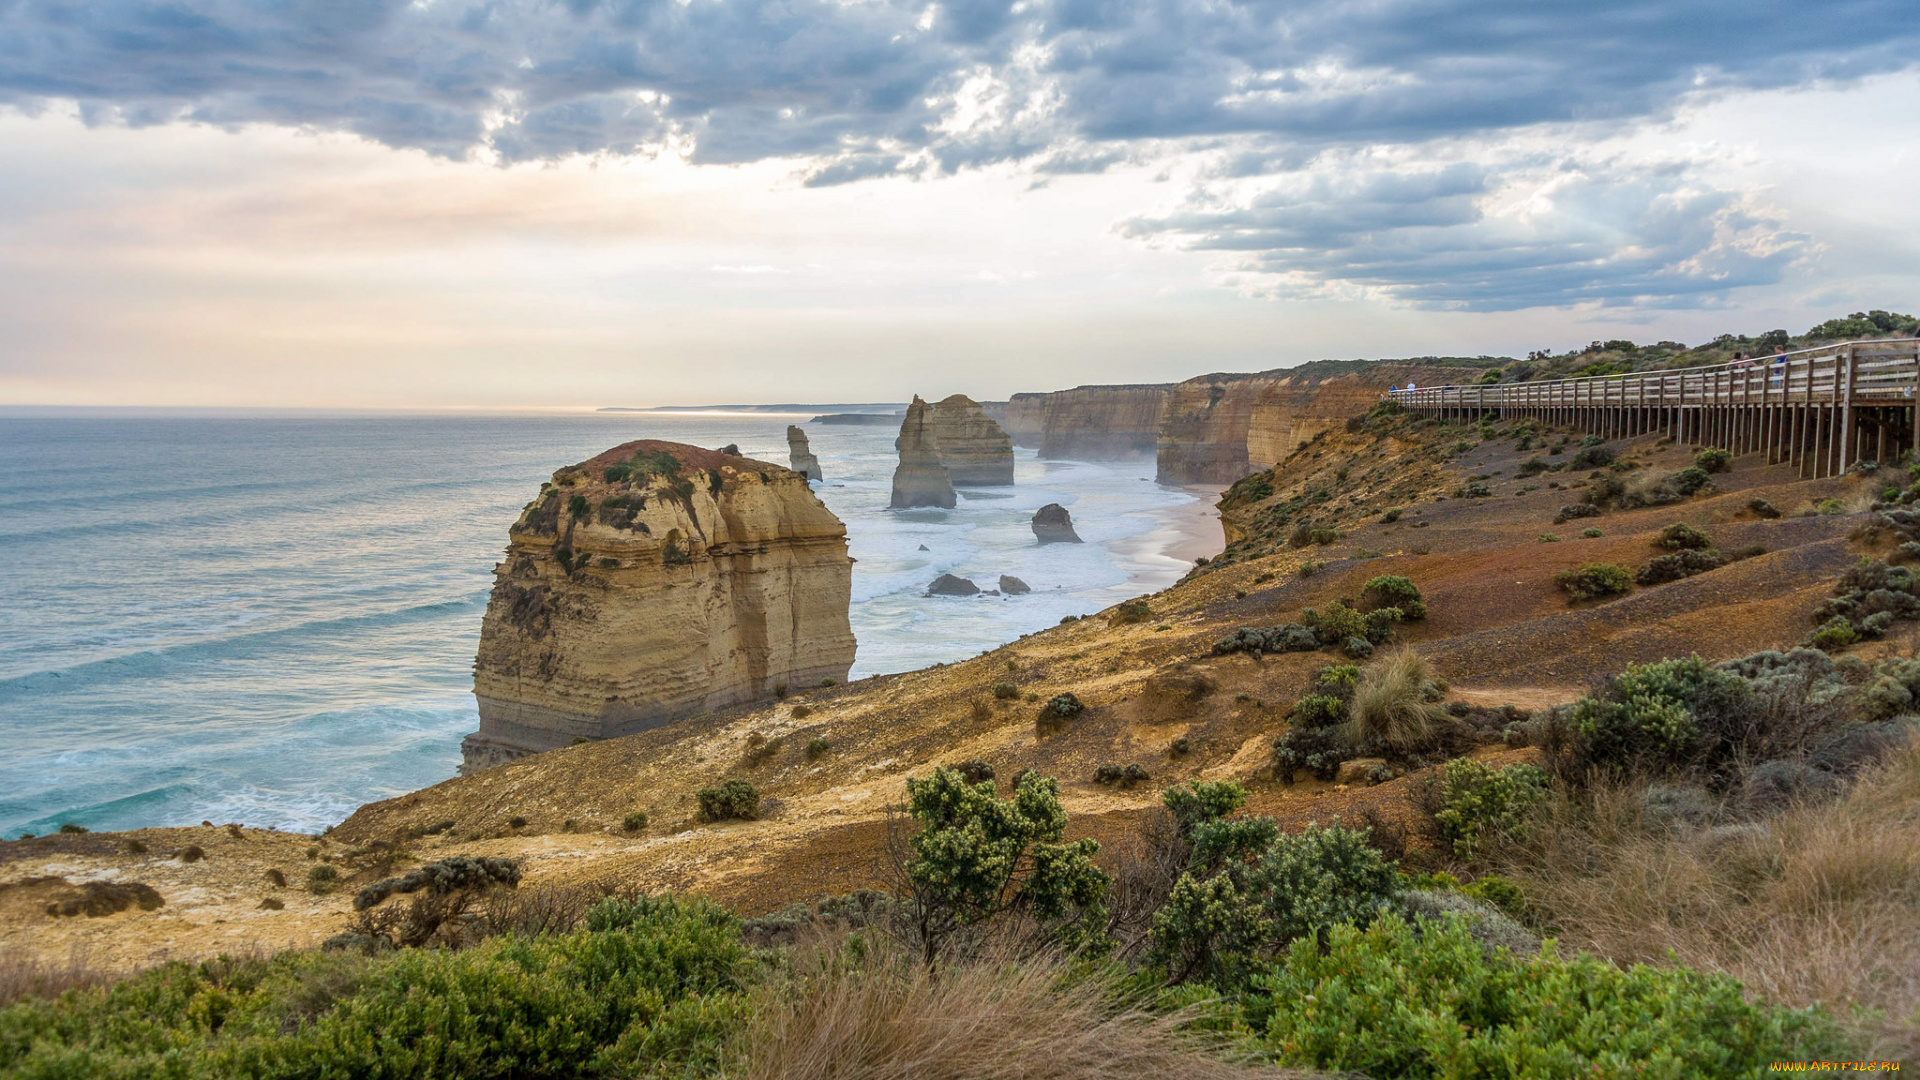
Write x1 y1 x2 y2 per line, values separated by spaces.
889 397 958 509
464 440 856 772
930 394 1015 485
787 425 823 481
1033 503 1083 544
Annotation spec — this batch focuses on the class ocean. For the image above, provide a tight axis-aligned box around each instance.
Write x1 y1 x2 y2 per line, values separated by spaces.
0 411 1200 838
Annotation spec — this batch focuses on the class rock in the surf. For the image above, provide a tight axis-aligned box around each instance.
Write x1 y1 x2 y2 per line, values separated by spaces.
890 397 958 509
465 441 856 773
1032 503 1083 544
930 394 1015 485
999 575 1031 595
787 425 823 481
927 574 981 596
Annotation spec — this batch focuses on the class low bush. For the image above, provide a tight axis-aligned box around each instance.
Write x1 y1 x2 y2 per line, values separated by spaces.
698 780 761 822
307 863 340 895
1695 446 1732 473
1288 525 1342 547
1656 521 1713 550
1569 445 1615 470
1636 548 1727 585
354 856 522 912
1109 599 1153 626
1036 692 1086 733
1581 527 1604 538
1517 457 1549 477
1287 693 1347 731
1434 759 1551 857
1809 558 1920 643
1380 507 1403 522
178 845 205 864
1554 563 1632 602
1674 465 1714 495
623 810 649 832
0 894 754 1078
1807 616 1859 651
1749 497 1782 519
1207 915 1837 1078
991 681 1019 700
1358 575 1426 619
1553 502 1601 523
805 737 831 760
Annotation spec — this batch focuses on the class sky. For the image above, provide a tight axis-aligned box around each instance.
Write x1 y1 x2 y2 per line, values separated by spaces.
1 0 1917 408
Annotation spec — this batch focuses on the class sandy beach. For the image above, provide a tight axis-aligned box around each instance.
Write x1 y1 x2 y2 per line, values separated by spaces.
1109 484 1226 590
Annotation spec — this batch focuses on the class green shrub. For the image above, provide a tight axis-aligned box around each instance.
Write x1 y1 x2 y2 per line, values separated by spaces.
1314 664 1361 694
1434 760 1550 858
1695 447 1732 473
1656 521 1713 550
1358 575 1426 619
1807 616 1859 651
991 681 1019 700
1036 692 1086 732
622 810 648 832
697 780 761 822
307 863 340 895
1272 728 1349 784
1109 599 1154 625
900 768 1108 965
1287 694 1347 731
805 737 830 760
1380 507 1403 523
1259 821 1399 947
1637 548 1727 585
354 855 522 912
1568 445 1615 470
1563 655 1756 776
1674 466 1713 495
1554 563 1631 601
1516 457 1548 477
1459 874 1528 921
1208 915 1836 1078
1581 527 1604 538
1162 781 1247 838
57 822 88 835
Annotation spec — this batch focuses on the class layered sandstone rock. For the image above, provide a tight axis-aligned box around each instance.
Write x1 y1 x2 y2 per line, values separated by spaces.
1157 361 1489 484
930 394 1014 485
465 440 857 772
787 425 823 482
1033 503 1083 544
927 574 980 596
889 397 958 509
1003 393 1049 449
1034 385 1170 460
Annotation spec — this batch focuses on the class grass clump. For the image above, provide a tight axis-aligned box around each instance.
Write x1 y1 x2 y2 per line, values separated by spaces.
698 780 761 822
1555 563 1632 602
1347 649 1449 755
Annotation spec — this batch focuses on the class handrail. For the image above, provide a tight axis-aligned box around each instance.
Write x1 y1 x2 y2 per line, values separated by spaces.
1385 338 1920 398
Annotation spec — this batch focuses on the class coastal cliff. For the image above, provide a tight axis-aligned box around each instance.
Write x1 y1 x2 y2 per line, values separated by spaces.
890 397 958 508
1033 384 1170 460
1003 393 1048 449
1156 360 1497 484
465 440 855 772
930 394 1014 485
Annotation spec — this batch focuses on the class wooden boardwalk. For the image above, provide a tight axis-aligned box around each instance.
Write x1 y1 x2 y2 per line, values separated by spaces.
1388 338 1920 478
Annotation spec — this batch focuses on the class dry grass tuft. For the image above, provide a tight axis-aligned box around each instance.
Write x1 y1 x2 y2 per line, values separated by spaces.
0 946 120 1006
739 939 1298 1080
1500 738 1920 1056
1347 649 1449 754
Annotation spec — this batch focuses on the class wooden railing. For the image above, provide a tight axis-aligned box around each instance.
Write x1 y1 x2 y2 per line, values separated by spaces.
1385 338 1920 478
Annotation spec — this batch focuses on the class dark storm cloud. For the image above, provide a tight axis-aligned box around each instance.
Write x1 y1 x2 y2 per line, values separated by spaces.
0 0 1905 307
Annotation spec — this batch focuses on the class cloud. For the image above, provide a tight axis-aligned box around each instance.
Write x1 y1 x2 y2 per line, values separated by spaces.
0 0 1904 310
1124 149 1812 310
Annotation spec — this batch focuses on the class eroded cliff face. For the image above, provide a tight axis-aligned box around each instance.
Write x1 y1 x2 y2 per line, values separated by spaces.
466 441 855 772
1156 362 1488 484
1034 385 1170 460
890 397 959 509
1003 393 1049 449
930 394 1014 485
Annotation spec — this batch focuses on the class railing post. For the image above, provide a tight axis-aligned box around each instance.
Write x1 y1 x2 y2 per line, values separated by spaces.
1839 346 1857 473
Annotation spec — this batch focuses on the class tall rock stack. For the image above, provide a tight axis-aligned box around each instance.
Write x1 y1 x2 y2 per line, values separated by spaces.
787 425 823 481
465 440 857 772
889 397 958 509
930 394 1015 485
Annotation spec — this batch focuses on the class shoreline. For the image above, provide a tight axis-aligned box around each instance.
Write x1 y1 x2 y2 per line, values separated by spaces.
1109 484 1226 592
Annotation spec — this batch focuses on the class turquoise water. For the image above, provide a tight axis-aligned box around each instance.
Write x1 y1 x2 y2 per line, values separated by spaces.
0 411 1195 838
